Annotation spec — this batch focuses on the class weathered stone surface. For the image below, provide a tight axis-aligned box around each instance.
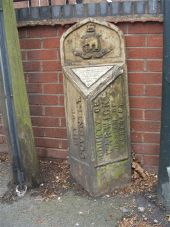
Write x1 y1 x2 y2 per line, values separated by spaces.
60 18 131 196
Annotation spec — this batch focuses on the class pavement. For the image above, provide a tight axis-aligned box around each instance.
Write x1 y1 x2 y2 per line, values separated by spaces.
0 161 169 227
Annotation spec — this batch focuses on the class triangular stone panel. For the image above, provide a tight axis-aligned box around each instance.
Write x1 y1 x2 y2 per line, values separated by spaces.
72 66 113 87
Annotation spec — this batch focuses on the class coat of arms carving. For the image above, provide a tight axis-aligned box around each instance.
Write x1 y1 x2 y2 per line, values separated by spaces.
73 23 112 59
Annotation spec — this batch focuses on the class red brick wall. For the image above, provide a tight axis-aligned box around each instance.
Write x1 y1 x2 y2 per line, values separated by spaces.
0 22 163 171
19 25 69 159
124 22 163 171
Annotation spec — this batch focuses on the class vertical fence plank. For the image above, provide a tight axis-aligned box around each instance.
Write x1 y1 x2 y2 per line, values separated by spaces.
1 0 40 187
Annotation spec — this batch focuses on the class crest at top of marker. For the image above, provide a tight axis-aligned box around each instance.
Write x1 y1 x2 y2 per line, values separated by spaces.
61 18 125 67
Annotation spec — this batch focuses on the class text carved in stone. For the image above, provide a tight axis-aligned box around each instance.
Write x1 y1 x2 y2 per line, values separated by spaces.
93 76 128 164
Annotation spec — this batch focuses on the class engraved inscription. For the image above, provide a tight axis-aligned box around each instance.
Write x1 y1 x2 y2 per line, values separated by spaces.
93 75 128 164
72 96 86 159
72 66 113 88
72 109 78 144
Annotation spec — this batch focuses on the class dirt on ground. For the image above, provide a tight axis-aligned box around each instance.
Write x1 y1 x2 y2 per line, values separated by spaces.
118 216 161 227
0 153 157 199
0 152 9 163
37 156 158 200
29 156 167 227
0 153 169 227
38 158 164 227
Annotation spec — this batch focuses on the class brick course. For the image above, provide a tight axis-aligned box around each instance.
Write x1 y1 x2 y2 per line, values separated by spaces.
0 22 163 171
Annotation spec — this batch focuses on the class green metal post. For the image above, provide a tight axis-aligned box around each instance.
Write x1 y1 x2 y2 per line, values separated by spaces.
158 0 170 210
0 0 40 188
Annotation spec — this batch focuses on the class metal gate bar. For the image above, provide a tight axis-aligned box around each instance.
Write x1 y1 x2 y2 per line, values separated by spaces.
158 0 170 210
0 0 25 186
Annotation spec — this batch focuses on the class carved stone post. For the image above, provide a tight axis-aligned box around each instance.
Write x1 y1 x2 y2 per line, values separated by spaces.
61 18 131 196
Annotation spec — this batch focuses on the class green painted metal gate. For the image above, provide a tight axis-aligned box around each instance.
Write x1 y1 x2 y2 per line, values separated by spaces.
158 0 170 210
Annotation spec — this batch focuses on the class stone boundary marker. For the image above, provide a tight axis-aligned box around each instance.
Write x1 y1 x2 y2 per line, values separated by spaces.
60 18 131 196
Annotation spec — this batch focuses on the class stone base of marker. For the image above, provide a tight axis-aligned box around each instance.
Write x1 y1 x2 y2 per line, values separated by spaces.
61 18 131 196
71 160 131 196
